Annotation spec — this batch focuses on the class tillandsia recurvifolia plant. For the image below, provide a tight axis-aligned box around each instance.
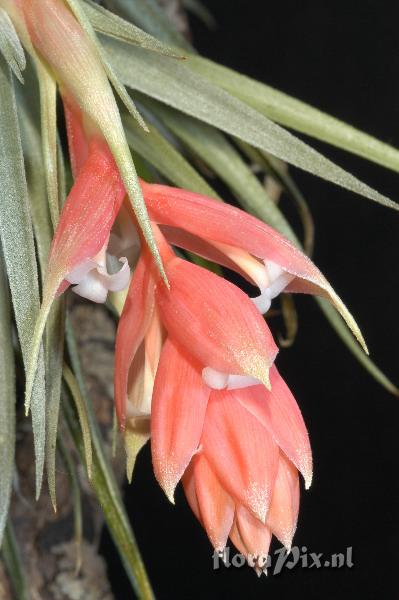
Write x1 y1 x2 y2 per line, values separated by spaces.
0 0 398 596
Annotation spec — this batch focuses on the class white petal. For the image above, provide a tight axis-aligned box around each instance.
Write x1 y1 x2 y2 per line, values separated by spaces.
72 257 130 303
202 367 261 390
202 367 228 390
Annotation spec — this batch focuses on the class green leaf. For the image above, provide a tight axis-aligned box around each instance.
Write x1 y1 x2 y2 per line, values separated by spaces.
123 110 217 196
17 66 65 507
83 0 182 57
65 317 155 600
45 300 65 509
16 64 52 273
103 39 398 210
188 55 399 174
106 0 191 51
0 247 15 545
0 55 46 497
63 364 93 480
0 8 25 83
2 521 29 600
58 437 83 572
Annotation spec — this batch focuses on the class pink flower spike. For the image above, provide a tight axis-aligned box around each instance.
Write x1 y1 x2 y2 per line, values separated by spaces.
234 366 313 488
143 182 366 351
266 454 300 551
156 257 278 390
202 391 279 522
151 338 210 503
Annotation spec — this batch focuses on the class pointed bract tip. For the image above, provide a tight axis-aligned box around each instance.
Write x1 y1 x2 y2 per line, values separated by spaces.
259 367 272 392
163 485 176 505
305 471 313 490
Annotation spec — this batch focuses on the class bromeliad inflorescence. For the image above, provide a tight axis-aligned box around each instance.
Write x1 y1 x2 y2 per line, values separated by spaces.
0 0 374 582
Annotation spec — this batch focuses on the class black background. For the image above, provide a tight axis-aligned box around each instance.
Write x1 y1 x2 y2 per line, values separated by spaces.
103 2 399 598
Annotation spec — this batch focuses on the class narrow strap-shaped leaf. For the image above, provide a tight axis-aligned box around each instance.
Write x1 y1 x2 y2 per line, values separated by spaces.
16 66 52 273
0 8 25 83
57 437 83 572
63 364 93 480
83 0 181 57
17 66 65 507
123 111 217 196
65 316 154 600
0 55 46 497
188 55 399 174
103 39 398 210
2 521 29 600
0 247 15 545
45 299 65 509
106 0 191 51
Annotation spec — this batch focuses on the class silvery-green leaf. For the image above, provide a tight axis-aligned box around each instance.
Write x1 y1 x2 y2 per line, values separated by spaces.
16 64 65 507
123 111 216 196
16 67 52 273
106 0 191 51
188 55 399 174
103 39 398 210
0 247 15 545
0 8 25 83
83 0 181 57
65 317 154 599
0 56 46 497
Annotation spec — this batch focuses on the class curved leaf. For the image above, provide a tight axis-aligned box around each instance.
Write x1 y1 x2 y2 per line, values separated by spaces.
63 365 93 480
103 38 398 211
188 55 399 174
0 247 15 545
0 55 46 497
